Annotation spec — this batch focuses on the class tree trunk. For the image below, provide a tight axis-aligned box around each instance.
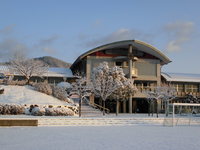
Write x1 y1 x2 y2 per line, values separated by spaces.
151 102 154 117
103 100 105 116
79 96 82 117
166 101 169 117
156 100 159 118
148 102 150 116
25 77 30 85
165 100 169 117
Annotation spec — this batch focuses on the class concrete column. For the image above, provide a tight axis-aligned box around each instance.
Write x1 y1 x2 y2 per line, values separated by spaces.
123 101 126 113
198 84 200 92
157 63 161 86
86 57 91 80
128 45 133 113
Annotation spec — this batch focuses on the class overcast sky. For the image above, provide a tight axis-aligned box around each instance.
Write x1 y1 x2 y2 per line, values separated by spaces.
0 0 200 73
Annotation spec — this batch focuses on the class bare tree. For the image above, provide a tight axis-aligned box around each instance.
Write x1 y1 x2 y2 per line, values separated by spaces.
145 85 176 117
71 76 92 117
145 88 163 117
91 62 124 115
159 85 176 116
9 53 48 84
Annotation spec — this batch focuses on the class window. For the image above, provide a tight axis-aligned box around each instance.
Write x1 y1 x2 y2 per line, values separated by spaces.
172 83 184 92
115 62 123 66
185 84 198 92
135 61 157 76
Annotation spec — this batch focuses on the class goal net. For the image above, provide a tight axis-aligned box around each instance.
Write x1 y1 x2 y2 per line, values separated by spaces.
163 103 200 126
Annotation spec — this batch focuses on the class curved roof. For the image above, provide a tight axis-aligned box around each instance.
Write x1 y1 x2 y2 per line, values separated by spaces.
162 72 200 83
71 40 171 69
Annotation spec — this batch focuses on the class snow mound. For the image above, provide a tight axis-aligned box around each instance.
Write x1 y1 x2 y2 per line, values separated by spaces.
0 85 70 105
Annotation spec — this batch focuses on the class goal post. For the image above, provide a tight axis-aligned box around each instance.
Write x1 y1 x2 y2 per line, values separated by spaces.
167 103 200 126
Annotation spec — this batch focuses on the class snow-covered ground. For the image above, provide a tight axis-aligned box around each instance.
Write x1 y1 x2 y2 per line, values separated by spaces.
0 126 200 150
0 85 68 105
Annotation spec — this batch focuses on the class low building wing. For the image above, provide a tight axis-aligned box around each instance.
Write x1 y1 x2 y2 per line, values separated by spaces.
162 72 200 83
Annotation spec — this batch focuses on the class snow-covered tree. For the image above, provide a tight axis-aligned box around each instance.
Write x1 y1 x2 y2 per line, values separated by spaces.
91 62 128 115
145 88 164 117
110 67 137 115
145 85 176 117
9 53 48 84
159 85 176 116
71 76 92 117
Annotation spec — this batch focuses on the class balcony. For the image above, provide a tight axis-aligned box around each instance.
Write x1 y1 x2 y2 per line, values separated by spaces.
133 85 200 99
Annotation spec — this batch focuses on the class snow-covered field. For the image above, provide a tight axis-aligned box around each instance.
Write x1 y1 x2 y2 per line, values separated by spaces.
0 85 68 105
0 126 200 150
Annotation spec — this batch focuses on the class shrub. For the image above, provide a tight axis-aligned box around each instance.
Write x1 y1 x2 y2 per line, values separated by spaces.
0 104 25 115
0 104 77 116
45 107 74 116
67 106 79 114
52 86 72 103
30 105 45 116
34 81 52 95
3 80 27 86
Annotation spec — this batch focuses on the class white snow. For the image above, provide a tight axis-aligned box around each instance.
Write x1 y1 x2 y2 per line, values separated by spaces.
0 126 200 150
0 65 74 77
57 82 72 89
0 85 68 105
44 67 73 77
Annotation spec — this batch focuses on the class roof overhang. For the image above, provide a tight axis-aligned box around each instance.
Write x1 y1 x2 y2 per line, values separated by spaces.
71 40 171 69
162 72 200 83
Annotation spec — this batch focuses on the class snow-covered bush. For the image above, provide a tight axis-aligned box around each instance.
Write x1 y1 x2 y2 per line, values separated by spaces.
34 81 52 95
0 104 25 115
57 82 72 89
52 86 72 103
0 103 77 116
26 104 76 116
45 107 74 116
67 105 79 114
29 105 45 116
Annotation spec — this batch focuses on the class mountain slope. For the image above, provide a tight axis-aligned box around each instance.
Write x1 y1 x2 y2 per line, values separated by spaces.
34 56 71 68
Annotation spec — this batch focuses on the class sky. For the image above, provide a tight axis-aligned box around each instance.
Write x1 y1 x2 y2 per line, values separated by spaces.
0 0 200 73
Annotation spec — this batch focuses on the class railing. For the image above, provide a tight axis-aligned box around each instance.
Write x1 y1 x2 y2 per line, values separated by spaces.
82 97 110 114
89 102 110 114
135 85 200 98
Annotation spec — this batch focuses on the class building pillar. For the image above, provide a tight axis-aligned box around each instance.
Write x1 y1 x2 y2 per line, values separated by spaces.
198 84 200 92
86 57 91 80
128 44 133 113
123 101 126 113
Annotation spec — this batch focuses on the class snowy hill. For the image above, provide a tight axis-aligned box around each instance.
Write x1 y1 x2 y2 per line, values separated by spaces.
0 56 71 68
0 85 69 105
34 56 71 68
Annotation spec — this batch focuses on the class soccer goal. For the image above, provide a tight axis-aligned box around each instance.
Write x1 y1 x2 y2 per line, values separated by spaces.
164 103 200 126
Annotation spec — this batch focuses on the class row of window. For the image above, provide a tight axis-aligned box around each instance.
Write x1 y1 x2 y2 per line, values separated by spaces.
172 83 199 93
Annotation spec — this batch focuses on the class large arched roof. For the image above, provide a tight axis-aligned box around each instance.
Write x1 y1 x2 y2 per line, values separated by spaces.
71 40 171 69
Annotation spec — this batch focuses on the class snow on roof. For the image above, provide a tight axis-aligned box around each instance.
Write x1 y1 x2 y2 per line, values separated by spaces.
162 72 200 83
0 65 10 73
44 67 73 77
0 65 74 78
